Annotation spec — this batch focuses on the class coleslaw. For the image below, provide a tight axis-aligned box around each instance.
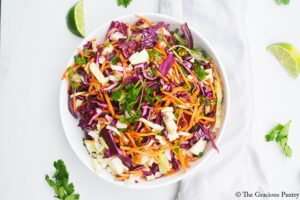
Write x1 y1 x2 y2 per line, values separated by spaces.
63 15 223 183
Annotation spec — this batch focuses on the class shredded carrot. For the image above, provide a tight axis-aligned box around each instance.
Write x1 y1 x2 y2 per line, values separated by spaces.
156 70 169 82
126 132 137 148
178 149 186 172
165 169 178 177
162 91 187 105
188 106 198 129
100 60 107 72
133 130 161 137
182 133 195 141
197 115 215 122
164 98 171 107
103 92 115 116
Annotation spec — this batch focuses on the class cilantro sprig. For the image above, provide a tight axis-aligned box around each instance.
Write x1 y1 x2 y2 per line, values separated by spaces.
265 120 293 157
117 0 132 7
45 160 80 200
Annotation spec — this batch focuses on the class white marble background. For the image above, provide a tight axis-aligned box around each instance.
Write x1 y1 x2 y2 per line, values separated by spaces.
1 0 300 199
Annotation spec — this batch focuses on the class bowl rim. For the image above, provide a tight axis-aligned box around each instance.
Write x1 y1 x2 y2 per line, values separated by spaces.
59 12 230 189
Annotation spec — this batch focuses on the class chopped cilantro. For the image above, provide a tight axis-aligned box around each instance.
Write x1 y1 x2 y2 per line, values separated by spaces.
194 66 208 81
74 56 87 65
110 86 123 101
154 96 163 102
104 41 111 47
120 115 127 123
190 124 199 132
157 132 163 136
198 152 204 157
150 68 157 76
110 56 120 65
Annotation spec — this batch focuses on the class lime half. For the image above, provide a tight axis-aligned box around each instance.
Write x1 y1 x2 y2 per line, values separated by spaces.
66 0 85 38
267 43 300 78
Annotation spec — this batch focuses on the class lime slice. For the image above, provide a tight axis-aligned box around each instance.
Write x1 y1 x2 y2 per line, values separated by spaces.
267 43 300 78
66 0 85 38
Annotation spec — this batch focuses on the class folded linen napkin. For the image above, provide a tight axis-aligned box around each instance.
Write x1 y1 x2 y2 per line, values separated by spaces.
160 0 268 199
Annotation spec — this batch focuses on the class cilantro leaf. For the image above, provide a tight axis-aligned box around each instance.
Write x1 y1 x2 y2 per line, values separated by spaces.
117 0 132 7
148 49 162 62
111 86 123 101
110 56 120 65
198 152 204 158
265 124 284 141
74 56 87 65
45 160 80 200
275 0 291 5
194 66 208 81
150 68 157 76
265 120 293 157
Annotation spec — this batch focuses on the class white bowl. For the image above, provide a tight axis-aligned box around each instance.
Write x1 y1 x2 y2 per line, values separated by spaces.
59 12 230 189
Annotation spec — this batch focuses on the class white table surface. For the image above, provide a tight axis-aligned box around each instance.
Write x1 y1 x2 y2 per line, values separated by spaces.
1 0 300 199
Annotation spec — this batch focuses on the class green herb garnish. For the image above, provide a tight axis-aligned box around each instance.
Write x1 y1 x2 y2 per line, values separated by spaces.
265 120 293 157
74 56 87 65
198 152 204 157
45 160 79 200
111 86 123 101
150 68 157 76
111 57 120 65
117 0 132 7
275 0 290 5
157 132 163 136
194 66 208 81
115 81 144 123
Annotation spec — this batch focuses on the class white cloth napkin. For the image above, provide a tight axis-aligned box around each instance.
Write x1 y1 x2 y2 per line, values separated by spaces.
160 0 268 199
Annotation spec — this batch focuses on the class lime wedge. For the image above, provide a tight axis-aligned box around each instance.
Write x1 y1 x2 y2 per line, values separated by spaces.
66 0 85 38
267 43 300 78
